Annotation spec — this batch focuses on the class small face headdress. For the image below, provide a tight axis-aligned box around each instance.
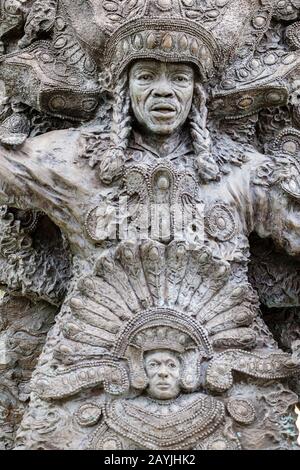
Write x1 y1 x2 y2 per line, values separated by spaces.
113 308 213 392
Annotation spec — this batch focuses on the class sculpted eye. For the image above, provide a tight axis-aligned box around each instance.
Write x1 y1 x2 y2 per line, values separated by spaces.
173 75 189 83
138 73 154 81
149 362 158 368
168 362 177 369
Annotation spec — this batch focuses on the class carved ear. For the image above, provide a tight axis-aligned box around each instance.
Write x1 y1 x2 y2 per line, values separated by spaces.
180 350 202 392
125 345 148 391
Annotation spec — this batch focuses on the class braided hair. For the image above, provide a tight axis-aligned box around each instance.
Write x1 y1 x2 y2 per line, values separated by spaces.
98 74 132 184
189 82 219 183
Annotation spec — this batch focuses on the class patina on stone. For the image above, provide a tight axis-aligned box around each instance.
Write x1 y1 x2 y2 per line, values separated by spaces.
0 0 300 450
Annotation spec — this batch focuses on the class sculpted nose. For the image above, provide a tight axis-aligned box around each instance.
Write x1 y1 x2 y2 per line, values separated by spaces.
158 367 169 378
153 79 174 98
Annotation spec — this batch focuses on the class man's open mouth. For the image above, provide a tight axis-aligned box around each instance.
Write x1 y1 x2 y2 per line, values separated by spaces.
150 103 177 116
156 383 170 389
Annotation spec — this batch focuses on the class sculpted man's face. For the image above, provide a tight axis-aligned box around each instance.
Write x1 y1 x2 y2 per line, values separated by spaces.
144 350 181 400
129 60 195 136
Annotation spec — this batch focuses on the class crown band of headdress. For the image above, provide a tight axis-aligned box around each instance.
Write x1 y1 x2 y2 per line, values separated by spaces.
104 18 221 81
113 308 213 358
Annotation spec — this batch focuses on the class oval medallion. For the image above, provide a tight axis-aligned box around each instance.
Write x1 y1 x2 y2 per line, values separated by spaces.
76 403 102 427
227 398 256 425
205 204 236 241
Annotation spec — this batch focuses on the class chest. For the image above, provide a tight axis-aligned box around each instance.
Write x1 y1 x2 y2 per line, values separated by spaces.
84 162 251 263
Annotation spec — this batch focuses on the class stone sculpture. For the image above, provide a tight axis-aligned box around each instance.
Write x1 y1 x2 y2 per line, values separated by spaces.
0 0 300 450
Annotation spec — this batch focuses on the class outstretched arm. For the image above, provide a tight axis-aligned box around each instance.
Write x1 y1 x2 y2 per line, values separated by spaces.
0 129 91 235
252 150 300 258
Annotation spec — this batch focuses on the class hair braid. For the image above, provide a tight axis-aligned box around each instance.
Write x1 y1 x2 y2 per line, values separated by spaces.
98 73 132 184
190 82 219 183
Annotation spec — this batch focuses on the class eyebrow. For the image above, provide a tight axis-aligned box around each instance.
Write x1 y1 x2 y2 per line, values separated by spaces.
131 64 194 74
169 65 193 72
131 64 156 72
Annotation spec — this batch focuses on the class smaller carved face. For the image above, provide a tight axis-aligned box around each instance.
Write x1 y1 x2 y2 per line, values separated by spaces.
144 350 181 400
129 60 195 136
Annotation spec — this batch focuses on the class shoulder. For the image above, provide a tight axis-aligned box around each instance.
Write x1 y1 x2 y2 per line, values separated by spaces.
220 143 279 188
0 127 103 196
250 151 296 189
0 128 82 167
245 147 300 206
23 128 82 165
250 128 300 199
211 132 269 184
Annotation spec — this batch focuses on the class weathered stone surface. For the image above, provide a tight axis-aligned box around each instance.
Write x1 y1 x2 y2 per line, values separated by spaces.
0 0 299 450
0 295 57 449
